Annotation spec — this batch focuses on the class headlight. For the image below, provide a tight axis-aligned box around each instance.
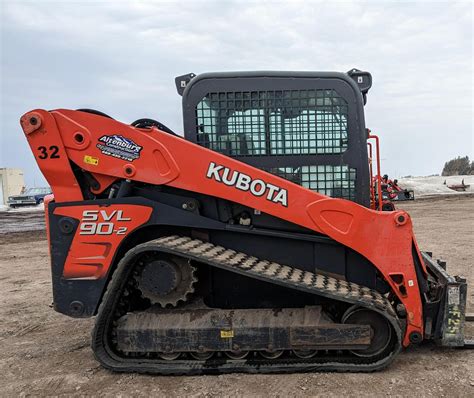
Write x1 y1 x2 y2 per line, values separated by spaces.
28 196 35 200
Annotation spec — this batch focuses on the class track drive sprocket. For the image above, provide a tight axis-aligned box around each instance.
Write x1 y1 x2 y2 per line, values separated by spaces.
137 255 197 307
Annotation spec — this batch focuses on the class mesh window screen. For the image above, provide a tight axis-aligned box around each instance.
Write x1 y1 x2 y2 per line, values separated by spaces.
196 89 348 156
262 165 357 200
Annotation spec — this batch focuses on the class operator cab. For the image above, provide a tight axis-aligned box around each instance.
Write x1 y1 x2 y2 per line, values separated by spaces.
176 69 372 207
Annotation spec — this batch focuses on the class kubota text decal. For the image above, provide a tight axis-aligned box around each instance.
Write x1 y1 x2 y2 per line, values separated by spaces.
206 162 288 207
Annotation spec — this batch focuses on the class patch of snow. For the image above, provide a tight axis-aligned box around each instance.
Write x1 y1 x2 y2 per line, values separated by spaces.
0 203 45 213
398 175 473 197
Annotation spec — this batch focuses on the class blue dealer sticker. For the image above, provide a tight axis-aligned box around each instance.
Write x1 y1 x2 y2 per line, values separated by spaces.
97 135 143 162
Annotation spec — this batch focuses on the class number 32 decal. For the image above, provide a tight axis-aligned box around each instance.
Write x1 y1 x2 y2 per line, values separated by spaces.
38 145 60 159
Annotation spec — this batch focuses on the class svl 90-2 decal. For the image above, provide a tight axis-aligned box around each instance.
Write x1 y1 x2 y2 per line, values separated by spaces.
79 209 131 235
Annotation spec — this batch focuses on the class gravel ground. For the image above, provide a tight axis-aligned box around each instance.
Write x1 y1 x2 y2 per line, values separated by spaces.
0 196 473 397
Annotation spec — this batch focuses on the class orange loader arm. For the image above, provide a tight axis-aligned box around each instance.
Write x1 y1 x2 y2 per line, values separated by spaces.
21 108 427 347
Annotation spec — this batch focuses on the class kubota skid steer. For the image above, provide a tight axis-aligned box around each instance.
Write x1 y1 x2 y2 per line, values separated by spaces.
20 69 472 374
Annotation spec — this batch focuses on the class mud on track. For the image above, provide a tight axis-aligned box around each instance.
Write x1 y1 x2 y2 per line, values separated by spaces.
0 196 473 396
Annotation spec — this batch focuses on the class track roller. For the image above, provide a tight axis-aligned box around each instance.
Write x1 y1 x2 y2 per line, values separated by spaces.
293 350 318 359
225 351 250 360
190 352 214 360
260 350 284 359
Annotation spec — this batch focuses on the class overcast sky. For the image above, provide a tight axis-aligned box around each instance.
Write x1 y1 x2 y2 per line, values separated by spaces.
1 0 472 187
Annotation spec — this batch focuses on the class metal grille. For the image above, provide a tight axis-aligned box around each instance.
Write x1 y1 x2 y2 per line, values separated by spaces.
263 165 357 200
196 89 348 156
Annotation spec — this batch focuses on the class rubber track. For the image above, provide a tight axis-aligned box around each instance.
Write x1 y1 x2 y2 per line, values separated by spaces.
92 235 403 374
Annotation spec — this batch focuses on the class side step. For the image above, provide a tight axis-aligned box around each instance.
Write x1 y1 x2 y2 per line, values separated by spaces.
116 306 371 353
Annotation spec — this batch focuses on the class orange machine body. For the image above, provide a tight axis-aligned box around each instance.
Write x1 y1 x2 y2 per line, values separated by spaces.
21 109 427 347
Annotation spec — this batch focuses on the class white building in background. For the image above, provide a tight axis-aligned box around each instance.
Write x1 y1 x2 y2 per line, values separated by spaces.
0 168 25 206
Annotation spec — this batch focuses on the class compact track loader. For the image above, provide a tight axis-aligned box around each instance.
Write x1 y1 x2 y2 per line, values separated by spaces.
20 69 472 374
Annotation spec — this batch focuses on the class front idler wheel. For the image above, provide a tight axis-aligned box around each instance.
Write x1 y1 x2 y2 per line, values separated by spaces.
342 307 393 358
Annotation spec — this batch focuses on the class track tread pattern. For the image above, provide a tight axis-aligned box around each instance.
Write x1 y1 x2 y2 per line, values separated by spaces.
152 236 395 317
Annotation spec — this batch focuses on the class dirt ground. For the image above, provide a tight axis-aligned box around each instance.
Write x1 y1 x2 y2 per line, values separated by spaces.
0 196 473 397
